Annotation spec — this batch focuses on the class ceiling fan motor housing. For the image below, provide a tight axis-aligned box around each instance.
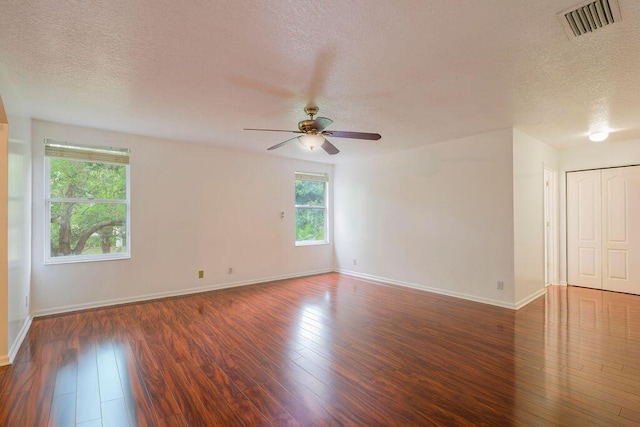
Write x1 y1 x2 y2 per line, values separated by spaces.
298 119 318 133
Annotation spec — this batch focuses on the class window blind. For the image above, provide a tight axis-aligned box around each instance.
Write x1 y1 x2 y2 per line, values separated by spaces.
44 139 130 165
295 172 329 182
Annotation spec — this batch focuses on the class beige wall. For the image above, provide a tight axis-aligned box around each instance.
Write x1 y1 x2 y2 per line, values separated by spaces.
7 115 31 361
0 95 8 364
512 129 558 305
1 71 32 364
31 120 335 315
334 128 517 308
334 127 560 309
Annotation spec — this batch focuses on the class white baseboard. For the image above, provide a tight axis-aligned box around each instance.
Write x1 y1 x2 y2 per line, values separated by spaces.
32 269 333 317
7 315 33 363
337 269 519 310
515 288 546 309
0 355 9 366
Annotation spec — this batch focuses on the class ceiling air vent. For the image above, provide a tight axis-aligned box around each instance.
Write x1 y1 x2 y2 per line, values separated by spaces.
558 0 621 38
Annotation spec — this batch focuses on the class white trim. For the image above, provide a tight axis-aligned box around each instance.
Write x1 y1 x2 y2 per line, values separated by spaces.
0 355 10 367
559 280 568 286
295 241 330 247
45 253 130 265
544 168 559 286
8 315 33 363
31 269 333 317
339 270 547 310
295 176 329 246
337 269 520 310
515 288 546 309
44 156 131 264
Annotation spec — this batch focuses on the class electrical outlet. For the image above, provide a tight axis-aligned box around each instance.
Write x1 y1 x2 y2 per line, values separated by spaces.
496 281 504 290
228 267 233 274
353 259 357 266
198 270 204 279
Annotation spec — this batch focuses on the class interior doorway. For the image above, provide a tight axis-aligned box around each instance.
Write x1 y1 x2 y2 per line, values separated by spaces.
544 168 557 285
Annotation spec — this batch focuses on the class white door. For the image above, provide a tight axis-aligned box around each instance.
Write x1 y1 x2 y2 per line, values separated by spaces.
567 166 640 294
567 170 602 289
601 167 640 294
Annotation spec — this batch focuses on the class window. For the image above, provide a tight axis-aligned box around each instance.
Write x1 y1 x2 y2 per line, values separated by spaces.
45 140 130 263
295 172 328 245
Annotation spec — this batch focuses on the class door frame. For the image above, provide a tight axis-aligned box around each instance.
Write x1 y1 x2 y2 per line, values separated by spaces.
565 163 640 289
544 168 558 285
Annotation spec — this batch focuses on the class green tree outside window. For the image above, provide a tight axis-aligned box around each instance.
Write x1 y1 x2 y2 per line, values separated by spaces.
47 156 129 259
295 178 326 243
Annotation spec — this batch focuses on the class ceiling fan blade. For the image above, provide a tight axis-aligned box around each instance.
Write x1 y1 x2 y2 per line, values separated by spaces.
313 117 333 132
244 128 303 134
324 131 381 140
267 136 300 151
321 138 340 155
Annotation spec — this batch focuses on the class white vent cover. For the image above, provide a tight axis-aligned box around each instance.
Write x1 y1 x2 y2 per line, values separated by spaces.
558 0 621 38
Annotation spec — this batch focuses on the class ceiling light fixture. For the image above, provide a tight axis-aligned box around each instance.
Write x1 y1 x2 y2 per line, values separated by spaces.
298 133 324 151
588 131 609 142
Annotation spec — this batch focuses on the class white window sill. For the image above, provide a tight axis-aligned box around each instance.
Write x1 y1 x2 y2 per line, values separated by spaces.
295 241 330 247
45 254 131 265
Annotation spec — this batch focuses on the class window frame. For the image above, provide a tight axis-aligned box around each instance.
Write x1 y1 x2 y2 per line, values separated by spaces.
44 142 131 264
294 172 329 246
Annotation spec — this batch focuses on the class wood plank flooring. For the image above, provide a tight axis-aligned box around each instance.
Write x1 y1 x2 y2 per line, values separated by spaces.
2 273 640 425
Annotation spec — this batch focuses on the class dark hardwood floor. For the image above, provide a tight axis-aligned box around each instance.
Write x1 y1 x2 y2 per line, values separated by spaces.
2 273 640 426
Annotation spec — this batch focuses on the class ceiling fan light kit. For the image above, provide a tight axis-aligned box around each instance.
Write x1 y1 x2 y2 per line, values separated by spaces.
244 106 381 155
299 133 324 151
589 131 609 142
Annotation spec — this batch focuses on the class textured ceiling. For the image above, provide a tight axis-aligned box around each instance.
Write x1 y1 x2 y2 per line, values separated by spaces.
1 0 639 163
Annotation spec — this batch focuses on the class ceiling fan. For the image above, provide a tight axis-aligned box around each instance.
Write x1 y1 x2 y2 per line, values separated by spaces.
244 106 381 155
